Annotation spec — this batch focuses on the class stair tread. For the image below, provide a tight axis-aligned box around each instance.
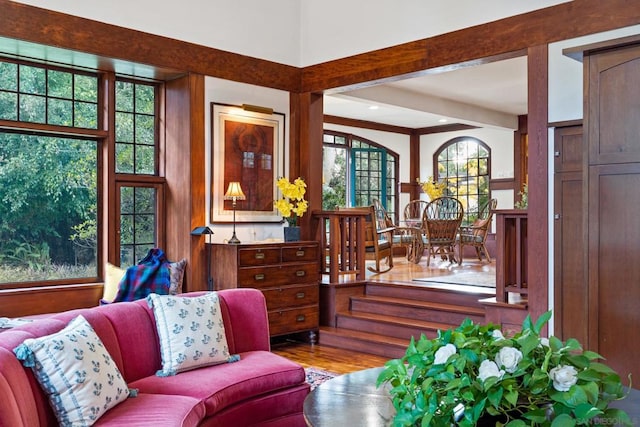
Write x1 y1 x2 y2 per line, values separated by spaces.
336 310 455 331
319 326 410 347
351 294 485 316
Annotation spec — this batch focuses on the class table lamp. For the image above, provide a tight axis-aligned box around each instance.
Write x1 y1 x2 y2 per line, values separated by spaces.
224 181 246 244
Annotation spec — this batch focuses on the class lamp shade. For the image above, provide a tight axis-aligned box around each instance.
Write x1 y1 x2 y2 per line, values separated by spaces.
224 182 246 200
191 226 214 236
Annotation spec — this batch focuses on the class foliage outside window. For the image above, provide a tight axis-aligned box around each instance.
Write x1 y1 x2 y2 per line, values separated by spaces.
322 131 399 221
115 80 157 175
0 56 162 286
435 137 491 225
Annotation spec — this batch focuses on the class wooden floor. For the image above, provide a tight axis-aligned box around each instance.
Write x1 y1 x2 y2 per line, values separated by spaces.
272 254 496 374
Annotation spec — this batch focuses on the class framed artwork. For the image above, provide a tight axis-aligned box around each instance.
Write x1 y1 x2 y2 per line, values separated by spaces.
210 103 285 223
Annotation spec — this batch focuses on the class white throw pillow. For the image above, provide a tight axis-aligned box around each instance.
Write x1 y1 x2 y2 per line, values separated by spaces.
13 315 130 427
103 262 126 302
168 258 187 295
147 292 239 376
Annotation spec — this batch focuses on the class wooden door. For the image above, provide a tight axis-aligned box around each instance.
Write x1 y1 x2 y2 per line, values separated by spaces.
584 41 640 382
553 125 587 344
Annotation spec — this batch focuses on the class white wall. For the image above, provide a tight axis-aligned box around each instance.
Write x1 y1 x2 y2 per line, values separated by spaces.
14 0 302 66
299 0 568 66
204 77 291 243
420 127 515 212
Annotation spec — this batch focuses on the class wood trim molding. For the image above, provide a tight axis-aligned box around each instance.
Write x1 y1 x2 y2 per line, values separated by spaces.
324 115 413 134
302 0 640 92
490 178 515 190
0 1 299 91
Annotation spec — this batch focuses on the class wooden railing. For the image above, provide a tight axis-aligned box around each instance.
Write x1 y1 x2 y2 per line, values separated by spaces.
310 210 368 283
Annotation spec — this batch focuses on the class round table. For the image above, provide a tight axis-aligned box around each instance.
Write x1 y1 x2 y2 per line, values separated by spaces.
303 367 640 427
303 367 393 427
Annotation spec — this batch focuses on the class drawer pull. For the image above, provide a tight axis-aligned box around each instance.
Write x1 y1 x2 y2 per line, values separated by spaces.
296 315 306 322
254 253 265 260
296 250 305 257
296 292 305 299
296 270 305 277
254 273 265 281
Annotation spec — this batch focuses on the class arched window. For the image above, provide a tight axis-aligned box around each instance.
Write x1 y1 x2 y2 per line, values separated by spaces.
435 136 490 225
323 130 399 221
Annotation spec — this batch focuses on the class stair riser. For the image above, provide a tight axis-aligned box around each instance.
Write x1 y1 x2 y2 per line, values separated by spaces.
319 332 406 359
336 315 440 340
366 283 486 307
350 299 484 325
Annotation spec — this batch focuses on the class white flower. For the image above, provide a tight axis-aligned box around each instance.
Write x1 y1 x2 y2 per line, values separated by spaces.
540 337 550 347
492 330 505 341
495 347 523 373
550 365 578 391
433 343 457 365
478 360 505 382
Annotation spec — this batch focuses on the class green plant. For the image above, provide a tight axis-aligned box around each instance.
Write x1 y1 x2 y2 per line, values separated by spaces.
515 183 528 209
377 312 632 426
274 177 308 226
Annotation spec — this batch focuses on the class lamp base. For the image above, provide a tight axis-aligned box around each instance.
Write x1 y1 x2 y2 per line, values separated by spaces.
228 232 241 244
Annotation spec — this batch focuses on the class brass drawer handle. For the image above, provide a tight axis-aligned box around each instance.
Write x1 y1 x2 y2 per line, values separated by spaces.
255 253 265 260
296 315 306 322
296 270 305 277
296 292 305 299
254 273 265 280
296 250 305 257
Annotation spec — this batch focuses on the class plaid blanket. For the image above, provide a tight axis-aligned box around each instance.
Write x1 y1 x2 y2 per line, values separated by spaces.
113 248 171 302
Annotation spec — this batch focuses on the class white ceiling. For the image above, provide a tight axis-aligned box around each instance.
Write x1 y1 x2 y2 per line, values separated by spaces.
323 55 528 130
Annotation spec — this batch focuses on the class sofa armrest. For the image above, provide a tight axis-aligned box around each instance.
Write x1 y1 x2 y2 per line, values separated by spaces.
217 288 270 354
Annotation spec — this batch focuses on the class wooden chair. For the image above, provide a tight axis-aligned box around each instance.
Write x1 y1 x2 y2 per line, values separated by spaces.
457 198 497 264
373 199 423 263
403 200 428 228
338 204 395 273
421 196 464 266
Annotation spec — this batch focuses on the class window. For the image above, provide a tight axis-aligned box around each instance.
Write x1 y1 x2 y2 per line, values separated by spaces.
323 131 399 221
0 59 99 285
114 79 163 265
0 60 98 128
0 57 163 286
435 136 491 225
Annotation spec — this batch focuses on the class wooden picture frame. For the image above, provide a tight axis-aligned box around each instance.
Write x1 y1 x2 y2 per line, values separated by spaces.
210 103 285 223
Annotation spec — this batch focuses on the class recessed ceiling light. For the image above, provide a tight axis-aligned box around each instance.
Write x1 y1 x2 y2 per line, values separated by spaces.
369 105 379 110
438 118 448 123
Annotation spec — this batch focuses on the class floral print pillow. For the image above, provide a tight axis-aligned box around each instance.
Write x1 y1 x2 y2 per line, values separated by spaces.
147 292 239 376
14 315 130 427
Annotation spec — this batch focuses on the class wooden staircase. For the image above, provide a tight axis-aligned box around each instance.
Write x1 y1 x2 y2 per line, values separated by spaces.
318 282 492 359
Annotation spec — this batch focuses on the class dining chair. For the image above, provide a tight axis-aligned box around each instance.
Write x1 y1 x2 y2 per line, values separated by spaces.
421 196 464 266
457 198 497 264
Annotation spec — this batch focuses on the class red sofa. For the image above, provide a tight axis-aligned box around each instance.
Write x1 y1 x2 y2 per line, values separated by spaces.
0 288 309 426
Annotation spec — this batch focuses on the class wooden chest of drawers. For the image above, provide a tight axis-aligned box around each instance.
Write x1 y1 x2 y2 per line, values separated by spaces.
210 241 320 338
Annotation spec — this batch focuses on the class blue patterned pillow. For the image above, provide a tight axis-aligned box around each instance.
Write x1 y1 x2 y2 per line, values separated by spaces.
13 315 130 427
147 292 240 376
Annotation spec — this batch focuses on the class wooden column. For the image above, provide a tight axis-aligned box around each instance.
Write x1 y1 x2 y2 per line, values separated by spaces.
526 45 549 324
165 73 206 292
290 92 324 241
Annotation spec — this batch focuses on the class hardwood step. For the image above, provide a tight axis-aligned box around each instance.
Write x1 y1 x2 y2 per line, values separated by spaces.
318 326 408 360
365 282 492 307
335 311 450 340
350 294 485 325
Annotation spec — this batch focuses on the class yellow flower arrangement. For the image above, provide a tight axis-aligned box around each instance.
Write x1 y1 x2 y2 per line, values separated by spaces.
418 176 447 200
275 177 308 226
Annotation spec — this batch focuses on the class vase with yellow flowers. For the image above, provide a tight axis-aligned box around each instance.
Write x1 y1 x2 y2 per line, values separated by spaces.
275 177 308 241
418 176 447 201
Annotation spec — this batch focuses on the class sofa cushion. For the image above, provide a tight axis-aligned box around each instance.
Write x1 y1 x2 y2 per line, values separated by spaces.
168 258 187 295
93 393 205 426
13 315 130 427
147 292 238 376
128 350 305 417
